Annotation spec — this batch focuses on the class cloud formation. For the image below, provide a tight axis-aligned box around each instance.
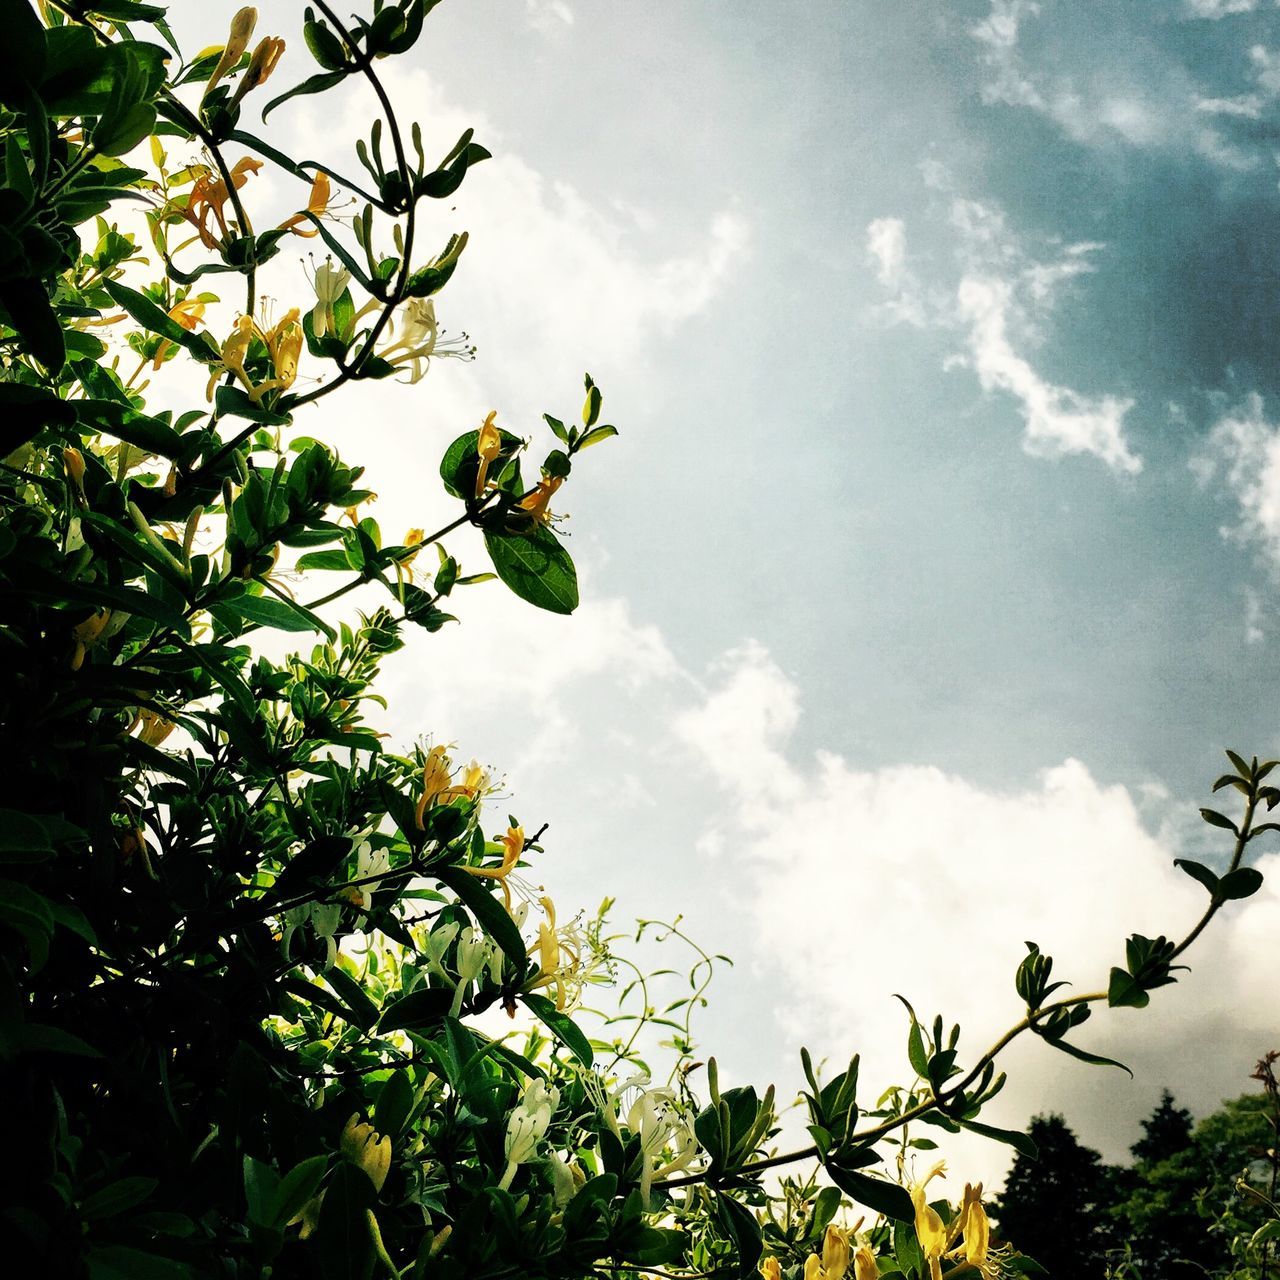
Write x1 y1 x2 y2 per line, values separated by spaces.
967 0 1270 166
674 642 1280 1180
1193 393 1280 566
864 192 1141 473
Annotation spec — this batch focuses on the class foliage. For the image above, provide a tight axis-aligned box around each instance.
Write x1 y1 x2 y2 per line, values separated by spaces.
995 1059 1280 1280
0 2 1271 1278
991 1115 1117 1279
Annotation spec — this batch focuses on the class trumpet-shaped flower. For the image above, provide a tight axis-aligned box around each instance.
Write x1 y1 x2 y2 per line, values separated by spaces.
377 299 475 384
280 172 331 239
248 308 302 403
803 1226 852 1280
852 1245 879 1280
345 839 391 912
524 896 608 1012
464 824 526 910
341 1114 392 1192
151 298 207 369
184 157 263 250
203 7 257 99
759 1259 782 1280
229 36 285 108
498 1078 560 1190
449 925 494 1016
911 1160 949 1280
475 411 502 498
625 1083 699 1207
307 256 350 338
518 475 564 526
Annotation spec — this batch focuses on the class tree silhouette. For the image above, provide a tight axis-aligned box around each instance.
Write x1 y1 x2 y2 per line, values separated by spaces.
991 1114 1114 1278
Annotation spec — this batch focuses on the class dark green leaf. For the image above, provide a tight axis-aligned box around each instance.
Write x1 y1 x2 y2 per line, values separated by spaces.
484 525 578 615
1174 858 1219 895
522 992 594 1067
825 1165 915 1222
1218 867 1264 900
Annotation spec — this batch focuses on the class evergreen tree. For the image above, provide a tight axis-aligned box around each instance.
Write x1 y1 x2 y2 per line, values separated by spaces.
992 1114 1115 1278
1130 1089 1194 1164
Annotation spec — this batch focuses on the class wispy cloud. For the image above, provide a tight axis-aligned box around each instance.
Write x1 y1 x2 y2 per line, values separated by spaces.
957 275 1140 473
864 189 1141 474
1193 393 1280 567
967 0 1268 166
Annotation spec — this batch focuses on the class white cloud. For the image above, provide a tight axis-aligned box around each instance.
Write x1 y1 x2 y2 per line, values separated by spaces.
967 0 1261 166
863 217 932 328
526 0 575 31
1186 0 1260 16
1194 393 1280 566
864 195 1141 474
675 643 1280 1182
957 275 1140 473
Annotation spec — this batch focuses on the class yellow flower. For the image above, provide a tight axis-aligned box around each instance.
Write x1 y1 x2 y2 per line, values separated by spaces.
911 1161 949 1280
152 298 207 369
184 157 263 250
249 308 302 403
518 474 564 526
951 1183 996 1276
465 825 525 909
759 1258 782 1280
853 1245 879 1280
230 35 285 107
341 1114 392 1192
278 171 331 237
70 608 111 671
203 7 257 99
821 1226 851 1280
475 411 502 498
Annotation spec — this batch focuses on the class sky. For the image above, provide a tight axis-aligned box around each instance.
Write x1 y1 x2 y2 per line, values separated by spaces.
166 0 1280 1189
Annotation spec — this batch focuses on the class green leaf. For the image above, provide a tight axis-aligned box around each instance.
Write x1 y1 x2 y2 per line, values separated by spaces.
958 1119 1038 1158
439 426 523 500
1174 858 1220 895
324 967 380 1030
1107 967 1150 1009
86 1246 192 1280
261 70 349 121
104 280 213 360
522 992 594 1067
315 1163 375 1280
1045 1036 1133 1076
378 987 453 1033
0 276 65 371
225 590 335 637
1199 807 1238 833
82 1176 158 1221
14 1024 103 1058
714 1193 763 1279
907 1018 929 1078
484 525 578 614
434 864 528 974
1218 867 1264 900
0 810 55 860
78 399 183 457
215 384 293 426
0 384 76 450
578 423 618 450
270 1155 329 1230
825 1164 915 1222
374 1069 417 1137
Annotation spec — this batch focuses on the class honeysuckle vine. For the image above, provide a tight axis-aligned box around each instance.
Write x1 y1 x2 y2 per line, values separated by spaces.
0 3 1268 1279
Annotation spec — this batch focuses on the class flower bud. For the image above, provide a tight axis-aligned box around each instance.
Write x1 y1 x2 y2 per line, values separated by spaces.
204 8 258 98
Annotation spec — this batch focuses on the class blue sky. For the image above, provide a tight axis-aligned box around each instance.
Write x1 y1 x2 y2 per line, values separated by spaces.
174 0 1280 1183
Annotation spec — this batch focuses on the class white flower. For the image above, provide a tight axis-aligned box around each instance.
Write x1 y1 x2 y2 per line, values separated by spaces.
309 257 351 338
310 902 343 969
625 1085 699 1207
378 298 475 384
351 839 391 912
449 925 494 1016
497 1077 561 1190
